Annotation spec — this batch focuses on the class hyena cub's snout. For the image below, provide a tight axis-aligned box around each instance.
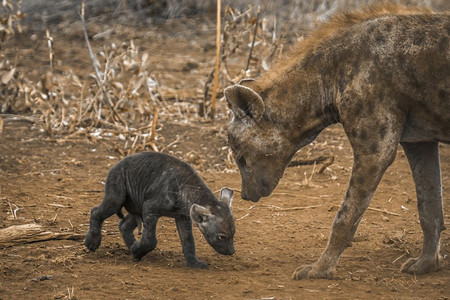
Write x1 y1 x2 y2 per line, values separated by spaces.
210 232 235 255
190 198 236 256
205 231 235 256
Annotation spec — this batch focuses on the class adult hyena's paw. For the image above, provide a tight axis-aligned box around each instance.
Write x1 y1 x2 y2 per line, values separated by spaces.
400 257 440 274
292 264 334 280
84 230 102 252
186 259 208 269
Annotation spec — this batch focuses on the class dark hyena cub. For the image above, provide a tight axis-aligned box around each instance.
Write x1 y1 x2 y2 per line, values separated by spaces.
84 152 235 269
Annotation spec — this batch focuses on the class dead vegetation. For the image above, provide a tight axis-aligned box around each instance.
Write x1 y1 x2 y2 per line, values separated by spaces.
0 1 449 299
1 0 447 161
0 0 24 44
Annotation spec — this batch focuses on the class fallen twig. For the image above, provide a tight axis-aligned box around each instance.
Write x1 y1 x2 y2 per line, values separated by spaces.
0 224 83 247
392 253 407 264
288 155 334 167
261 204 322 211
236 213 250 221
367 207 400 216
0 114 41 124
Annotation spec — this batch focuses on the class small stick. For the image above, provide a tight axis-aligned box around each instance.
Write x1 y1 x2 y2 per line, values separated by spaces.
45 28 54 70
367 207 400 216
262 204 322 211
47 203 71 208
236 213 250 221
392 253 407 264
68 219 74 230
8 202 16 220
149 110 158 143
160 133 185 152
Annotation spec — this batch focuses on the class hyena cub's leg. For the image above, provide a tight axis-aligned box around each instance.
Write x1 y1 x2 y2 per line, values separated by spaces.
85 175 126 252
130 203 159 260
400 142 445 274
175 215 208 269
119 213 140 250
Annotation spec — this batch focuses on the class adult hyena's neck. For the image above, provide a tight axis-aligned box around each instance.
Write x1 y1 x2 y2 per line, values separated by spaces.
254 69 339 148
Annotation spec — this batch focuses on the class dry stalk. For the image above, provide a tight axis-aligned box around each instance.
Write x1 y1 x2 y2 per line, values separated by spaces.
80 1 125 128
245 6 260 71
45 28 54 70
209 0 222 119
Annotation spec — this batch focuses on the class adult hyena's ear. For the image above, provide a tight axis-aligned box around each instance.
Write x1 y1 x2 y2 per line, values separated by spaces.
219 187 234 208
224 85 264 121
190 204 212 224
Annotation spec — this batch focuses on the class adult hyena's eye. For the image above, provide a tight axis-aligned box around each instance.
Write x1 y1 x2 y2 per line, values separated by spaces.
236 156 246 167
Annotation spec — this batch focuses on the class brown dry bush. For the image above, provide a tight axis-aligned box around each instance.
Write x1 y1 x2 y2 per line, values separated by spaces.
0 0 25 43
1 0 447 157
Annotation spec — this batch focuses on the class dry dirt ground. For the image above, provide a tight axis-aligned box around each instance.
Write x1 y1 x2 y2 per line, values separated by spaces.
1 4 449 300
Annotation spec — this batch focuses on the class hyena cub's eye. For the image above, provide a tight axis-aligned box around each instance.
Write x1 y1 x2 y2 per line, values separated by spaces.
217 234 226 241
236 156 246 167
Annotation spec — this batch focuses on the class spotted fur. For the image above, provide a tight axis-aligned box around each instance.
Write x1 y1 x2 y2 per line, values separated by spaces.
225 4 449 279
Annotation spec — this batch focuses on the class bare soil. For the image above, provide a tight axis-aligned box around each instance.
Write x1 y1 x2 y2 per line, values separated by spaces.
1 4 449 300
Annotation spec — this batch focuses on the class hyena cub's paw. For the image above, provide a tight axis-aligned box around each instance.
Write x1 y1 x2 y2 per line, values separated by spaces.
84 230 102 252
292 263 334 280
400 257 440 274
186 259 208 269
130 241 147 261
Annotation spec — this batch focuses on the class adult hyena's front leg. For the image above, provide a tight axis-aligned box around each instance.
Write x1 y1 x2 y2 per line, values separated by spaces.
293 146 398 279
400 142 445 274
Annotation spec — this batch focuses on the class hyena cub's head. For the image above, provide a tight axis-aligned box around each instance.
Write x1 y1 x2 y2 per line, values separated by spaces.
190 188 235 255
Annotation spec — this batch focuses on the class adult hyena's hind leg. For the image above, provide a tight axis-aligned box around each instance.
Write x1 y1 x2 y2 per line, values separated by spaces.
84 172 127 252
400 142 445 274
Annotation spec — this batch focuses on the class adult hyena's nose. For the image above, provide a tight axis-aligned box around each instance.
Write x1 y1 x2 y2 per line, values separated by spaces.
241 187 261 202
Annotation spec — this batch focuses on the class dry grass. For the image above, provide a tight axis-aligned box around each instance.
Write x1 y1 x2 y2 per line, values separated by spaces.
0 0 25 43
1 0 446 158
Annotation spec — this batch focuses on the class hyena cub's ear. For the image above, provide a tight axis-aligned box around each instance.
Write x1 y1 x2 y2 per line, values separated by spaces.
224 85 264 121
219 187 234 208
190 204 212 224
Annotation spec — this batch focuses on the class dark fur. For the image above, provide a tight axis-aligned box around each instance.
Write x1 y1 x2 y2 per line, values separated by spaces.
84 152 235 269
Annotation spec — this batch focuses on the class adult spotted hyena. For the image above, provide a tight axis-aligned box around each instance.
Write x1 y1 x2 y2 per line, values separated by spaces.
224 4 449 279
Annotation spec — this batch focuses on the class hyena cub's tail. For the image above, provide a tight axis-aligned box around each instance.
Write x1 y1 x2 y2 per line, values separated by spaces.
116 209 125 219
116 210 143 235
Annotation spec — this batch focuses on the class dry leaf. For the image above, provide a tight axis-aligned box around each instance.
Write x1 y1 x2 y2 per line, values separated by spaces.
1 68 15 84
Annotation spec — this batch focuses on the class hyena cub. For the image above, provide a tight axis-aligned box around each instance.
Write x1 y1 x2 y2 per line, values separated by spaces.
84 152 235 269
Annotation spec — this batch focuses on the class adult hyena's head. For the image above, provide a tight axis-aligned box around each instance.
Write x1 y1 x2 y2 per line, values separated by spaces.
224 85 297 202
